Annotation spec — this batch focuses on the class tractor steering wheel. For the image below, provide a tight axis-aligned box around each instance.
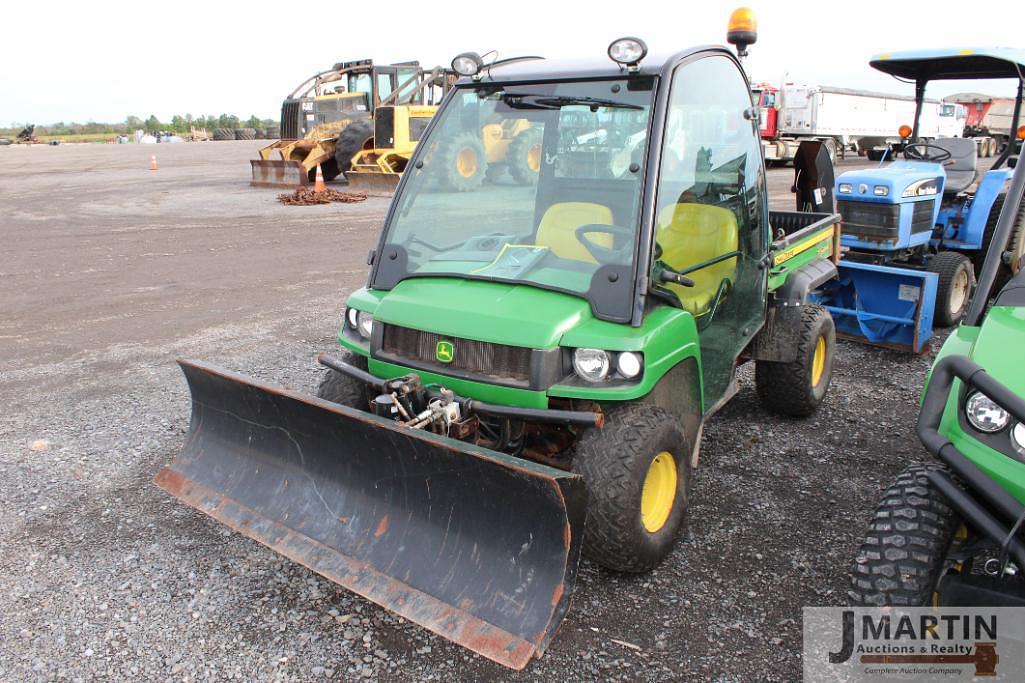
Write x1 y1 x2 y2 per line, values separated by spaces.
903 143 952 163
575 224 634 264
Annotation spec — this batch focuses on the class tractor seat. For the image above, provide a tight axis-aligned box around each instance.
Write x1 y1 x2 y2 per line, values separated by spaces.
535 202 614 264
932 137 977 194
656 203 739 317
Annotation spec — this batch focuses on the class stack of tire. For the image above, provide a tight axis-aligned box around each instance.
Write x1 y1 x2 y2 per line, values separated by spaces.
234 128 257 141
212 128 234 141
264 126 280 140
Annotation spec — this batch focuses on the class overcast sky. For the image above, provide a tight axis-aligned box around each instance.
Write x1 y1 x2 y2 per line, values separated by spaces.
1 0 1019 125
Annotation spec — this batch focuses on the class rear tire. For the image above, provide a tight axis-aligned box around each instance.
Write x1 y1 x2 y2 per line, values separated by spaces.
572 405 691 573
334 119 374 178
929 251 974 327
436 131 487 192
755 304 835 418
849 464 961 606
507 128 542 185
316 352 370 409
976 193 1025 289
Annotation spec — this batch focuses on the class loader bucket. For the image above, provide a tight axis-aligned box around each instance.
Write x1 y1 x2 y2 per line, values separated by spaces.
154 360 586 669
250 159 310 188
818 260 938 353
344 171 401 195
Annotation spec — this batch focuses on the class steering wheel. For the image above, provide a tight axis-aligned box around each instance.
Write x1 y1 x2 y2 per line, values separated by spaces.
904 143 952 162
575 224 634 264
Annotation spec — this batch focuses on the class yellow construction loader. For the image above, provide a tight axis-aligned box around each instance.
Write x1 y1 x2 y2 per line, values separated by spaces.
251 60 444 189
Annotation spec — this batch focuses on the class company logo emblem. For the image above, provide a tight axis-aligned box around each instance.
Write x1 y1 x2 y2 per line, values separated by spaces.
436 340 454 363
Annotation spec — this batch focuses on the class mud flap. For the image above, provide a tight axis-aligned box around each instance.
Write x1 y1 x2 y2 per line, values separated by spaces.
154 360 586 669
816 260 938 353
250 159 310 188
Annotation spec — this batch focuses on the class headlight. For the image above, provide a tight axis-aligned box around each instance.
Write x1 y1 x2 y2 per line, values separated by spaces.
451 52 483 77
573 348 610 382
838 183 853 194
902 179 938 198
873 185 889 196
1012 423 1025 457
607 37 648 67
616 352 642 379
346 307 359 329
966 392 1010 433
356 311 374 339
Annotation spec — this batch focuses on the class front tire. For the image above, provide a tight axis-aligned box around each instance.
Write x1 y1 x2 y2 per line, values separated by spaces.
436 131 487 192
507 127 542 185
849 464 962 606
755 304 835 417
929 251 974 328
572 405 691 573
316 352 370 409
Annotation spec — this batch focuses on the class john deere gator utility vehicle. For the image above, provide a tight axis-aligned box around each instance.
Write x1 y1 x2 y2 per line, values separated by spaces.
821 49 1025 353
158 10 842 668
252 60 447 188
850 145 1025 607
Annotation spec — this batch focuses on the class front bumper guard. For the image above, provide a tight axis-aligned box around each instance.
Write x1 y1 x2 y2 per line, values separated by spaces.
917 355 1025 568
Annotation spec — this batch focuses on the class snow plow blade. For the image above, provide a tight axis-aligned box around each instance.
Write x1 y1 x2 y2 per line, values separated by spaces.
250 159 310 188
154 359 586 669
343 171 401 195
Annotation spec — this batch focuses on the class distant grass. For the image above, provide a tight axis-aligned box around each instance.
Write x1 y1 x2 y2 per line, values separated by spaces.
35 133 119 143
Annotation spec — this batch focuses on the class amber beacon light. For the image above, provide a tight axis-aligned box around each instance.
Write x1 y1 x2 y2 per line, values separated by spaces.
726 7 757 57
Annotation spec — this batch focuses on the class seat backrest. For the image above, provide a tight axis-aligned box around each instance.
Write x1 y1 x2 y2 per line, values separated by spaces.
931 137 977 193
536 202 614 263
656 203 739 314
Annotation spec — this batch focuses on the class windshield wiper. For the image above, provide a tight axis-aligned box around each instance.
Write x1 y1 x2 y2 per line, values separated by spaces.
501 93 642 111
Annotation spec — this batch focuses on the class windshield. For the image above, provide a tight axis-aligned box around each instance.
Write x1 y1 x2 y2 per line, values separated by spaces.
372 79 655 314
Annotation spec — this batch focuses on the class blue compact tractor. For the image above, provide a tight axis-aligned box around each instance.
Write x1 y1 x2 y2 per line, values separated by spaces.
821 48 1025 352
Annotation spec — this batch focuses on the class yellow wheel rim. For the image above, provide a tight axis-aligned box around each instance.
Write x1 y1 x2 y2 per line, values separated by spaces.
811 335 826 387
527 143 542 173
641 451 677 533
949 268 969 317
456 148 478 178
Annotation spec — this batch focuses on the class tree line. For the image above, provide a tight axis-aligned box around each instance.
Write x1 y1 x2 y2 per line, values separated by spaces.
2 114 279 137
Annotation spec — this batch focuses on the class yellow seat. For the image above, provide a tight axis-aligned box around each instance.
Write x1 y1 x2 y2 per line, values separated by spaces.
656 203 738 316
535 202 615 264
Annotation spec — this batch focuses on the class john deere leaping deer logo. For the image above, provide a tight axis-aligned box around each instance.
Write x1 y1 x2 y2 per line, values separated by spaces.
436 340 454 363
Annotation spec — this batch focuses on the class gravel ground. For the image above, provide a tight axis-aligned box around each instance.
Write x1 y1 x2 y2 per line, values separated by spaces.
1 142 949 681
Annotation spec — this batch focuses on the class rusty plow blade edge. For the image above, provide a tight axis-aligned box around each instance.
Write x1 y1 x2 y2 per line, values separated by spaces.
343 171 400 195
250 159 310 188
154 359 586 669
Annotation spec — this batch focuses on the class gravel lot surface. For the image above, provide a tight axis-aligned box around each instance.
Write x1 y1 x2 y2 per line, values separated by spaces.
1 141 954 681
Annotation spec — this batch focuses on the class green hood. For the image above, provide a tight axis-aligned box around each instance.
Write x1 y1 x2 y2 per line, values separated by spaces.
372 277 592 348
970 305 1025 398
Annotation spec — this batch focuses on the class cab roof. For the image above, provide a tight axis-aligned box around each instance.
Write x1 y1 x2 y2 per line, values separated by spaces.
870 48 1025 81
453 46 730 85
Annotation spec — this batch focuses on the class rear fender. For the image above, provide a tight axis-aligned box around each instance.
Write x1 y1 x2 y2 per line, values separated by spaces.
961 169 1013 247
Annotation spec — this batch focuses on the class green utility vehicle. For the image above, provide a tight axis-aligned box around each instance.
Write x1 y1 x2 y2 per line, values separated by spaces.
157 14 842 669
850 141 1025 607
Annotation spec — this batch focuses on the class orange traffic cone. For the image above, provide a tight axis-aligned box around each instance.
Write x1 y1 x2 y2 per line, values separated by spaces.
314 164 326 192
149 155 158 171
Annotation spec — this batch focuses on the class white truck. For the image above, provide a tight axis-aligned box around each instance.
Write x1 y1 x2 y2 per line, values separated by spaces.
755 83 965 163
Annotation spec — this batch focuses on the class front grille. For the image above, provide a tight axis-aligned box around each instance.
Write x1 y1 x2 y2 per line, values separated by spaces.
838 200 900 241
910 200 935 234
838 199 937 242
379 324 532 383
280 100 301 140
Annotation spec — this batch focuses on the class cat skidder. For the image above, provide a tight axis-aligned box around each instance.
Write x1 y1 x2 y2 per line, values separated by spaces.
157 10 841 669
